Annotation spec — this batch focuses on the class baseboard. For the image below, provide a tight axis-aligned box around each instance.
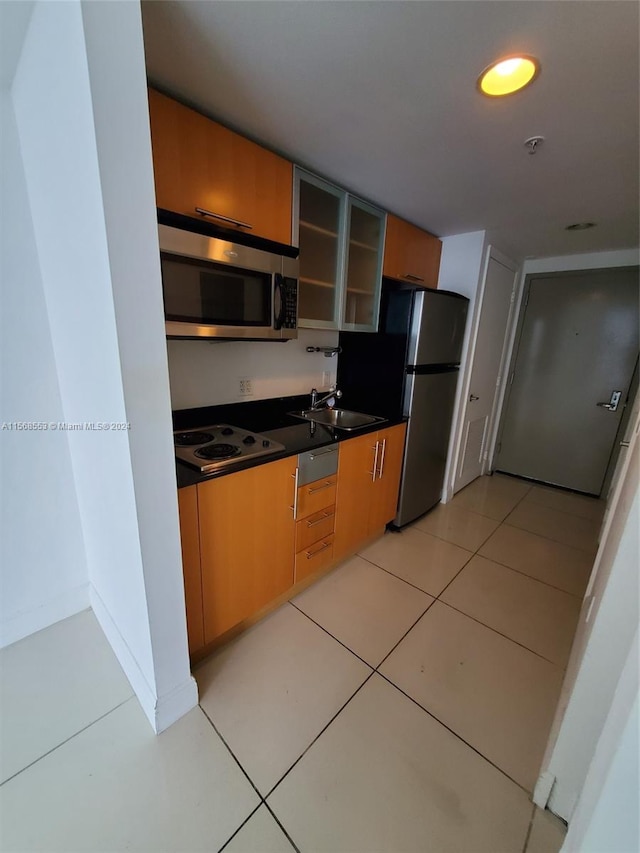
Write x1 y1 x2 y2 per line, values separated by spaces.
533 769 556 809
154 676 199 734
90 585 198 734
0 582 90 649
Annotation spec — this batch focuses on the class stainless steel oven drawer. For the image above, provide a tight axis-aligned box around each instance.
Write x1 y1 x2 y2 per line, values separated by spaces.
297 443 339 486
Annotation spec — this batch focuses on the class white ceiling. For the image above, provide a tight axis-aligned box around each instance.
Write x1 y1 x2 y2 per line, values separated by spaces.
141 1 639 262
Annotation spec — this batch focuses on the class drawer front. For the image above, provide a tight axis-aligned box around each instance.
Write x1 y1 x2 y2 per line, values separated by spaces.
295 535 334 583
297 476 337 519
296 506 335 552
297 444 339 486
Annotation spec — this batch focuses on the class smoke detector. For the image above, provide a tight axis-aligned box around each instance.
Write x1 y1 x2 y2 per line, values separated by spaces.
524 136 545 155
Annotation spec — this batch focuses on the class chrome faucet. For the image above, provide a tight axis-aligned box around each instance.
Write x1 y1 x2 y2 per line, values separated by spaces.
310 385 342 411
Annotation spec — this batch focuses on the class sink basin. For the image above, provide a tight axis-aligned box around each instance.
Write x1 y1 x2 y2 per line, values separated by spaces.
290 408 387 431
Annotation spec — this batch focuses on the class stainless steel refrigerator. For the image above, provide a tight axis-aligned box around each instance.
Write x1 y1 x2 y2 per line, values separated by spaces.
338 281 469 527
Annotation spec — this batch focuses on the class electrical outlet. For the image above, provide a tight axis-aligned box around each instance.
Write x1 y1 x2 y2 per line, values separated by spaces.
238 377 253 396
322 371 331 388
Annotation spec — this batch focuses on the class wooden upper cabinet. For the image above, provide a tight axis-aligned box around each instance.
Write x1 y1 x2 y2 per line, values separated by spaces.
383 214 442 289
148 88 293 245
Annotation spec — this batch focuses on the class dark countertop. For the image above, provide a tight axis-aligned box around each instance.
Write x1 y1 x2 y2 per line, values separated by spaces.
174 394 406 488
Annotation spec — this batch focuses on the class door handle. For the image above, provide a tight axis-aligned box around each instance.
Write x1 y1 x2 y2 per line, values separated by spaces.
306 509 335 528
596 391 622 412
377 438 387 479
289 467 300 519
195 207 253 230
307 480 335 494
369 442 380 481
308 448 337 460
469 394 480 402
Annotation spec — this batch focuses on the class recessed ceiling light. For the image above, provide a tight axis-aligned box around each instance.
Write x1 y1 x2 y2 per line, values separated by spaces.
565 222 596 231
478 55 540 97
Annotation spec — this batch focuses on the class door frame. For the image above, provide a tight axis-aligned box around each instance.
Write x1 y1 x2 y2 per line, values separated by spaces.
491 265 639 490
443 244 520 500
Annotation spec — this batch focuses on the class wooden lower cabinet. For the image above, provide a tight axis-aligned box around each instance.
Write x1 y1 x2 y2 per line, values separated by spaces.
334 423 406 561
177 485 205 655
197 456 297 644
294 475 336 583
368 425 407 531
176 424 406 656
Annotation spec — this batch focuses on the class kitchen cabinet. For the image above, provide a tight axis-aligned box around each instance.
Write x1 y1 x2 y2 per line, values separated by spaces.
148 88 293 246
176 425 405 656
294 475 337 583
197 456 297 644
177 485 205 655
295 169 385 331
333 423 407 561
383 214 442 289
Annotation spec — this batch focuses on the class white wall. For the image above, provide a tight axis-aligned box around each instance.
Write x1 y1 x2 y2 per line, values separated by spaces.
437 231 488 502
168 328 338 409
10 0 195 732
80 0 197 727
562 628 638 853
0 89 88 647
534 418 639 820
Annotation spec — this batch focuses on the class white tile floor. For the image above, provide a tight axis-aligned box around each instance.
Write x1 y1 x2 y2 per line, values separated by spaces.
0 473 604 852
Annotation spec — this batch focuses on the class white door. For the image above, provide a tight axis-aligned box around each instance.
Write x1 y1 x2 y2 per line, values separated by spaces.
454 254 518 492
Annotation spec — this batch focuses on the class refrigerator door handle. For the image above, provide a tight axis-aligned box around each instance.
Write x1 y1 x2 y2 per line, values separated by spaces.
369 441 380 481
377 438 387 479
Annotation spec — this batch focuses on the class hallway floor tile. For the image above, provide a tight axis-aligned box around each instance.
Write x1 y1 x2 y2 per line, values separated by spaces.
2 472 587 852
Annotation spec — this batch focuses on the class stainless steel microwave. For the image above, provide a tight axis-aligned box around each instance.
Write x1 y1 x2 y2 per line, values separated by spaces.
159 224 298 341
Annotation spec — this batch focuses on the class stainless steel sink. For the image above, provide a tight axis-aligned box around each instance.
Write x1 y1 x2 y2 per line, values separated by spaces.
289 408 387 431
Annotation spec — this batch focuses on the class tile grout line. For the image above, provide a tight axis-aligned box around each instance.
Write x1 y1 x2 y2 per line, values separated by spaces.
373 599 438 672
262 801 302 853
376 670 534 797
433 482 575 667
200 693 302 853
495 521 598 558
521 803 538 853
199 704 265 804
216 803 263 853
264 671 377 801
501 487 600 554
472 550 591 599
288 600 376 670
357 546 475 599
0 695 135 788
434 598 566 668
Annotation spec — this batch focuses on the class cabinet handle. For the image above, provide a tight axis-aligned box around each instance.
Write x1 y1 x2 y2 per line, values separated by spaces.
195 207 253 230
308 480 335 494
403 273 425 283
308 448 337 460
306 509 335 528
289 467 300 519
369 442 380 481
377 438 387 479
306 540 332 560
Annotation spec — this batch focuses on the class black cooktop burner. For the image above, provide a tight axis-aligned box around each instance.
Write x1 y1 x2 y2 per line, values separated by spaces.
194 443 242 461
174 431 215 447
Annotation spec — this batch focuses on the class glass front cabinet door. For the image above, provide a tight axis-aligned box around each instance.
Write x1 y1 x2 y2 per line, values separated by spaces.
294 168 385 332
